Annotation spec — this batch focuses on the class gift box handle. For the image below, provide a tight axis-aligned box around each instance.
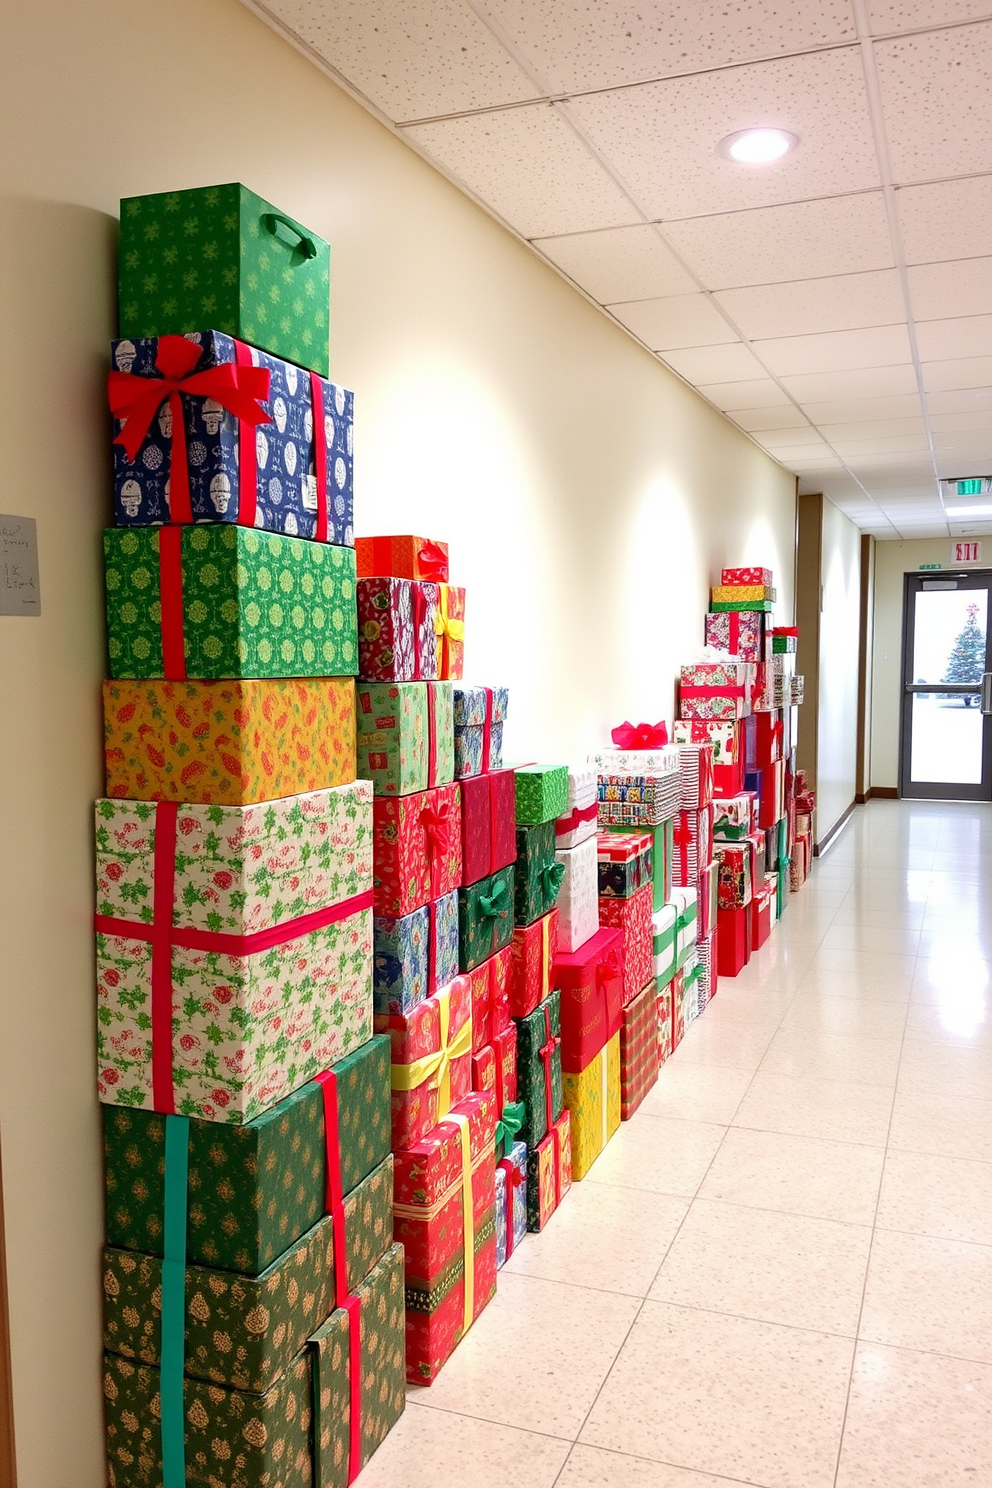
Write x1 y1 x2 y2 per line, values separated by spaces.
261 212 319 261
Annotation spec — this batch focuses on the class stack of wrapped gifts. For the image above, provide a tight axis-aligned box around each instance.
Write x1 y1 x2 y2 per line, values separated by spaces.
100 183 406 1483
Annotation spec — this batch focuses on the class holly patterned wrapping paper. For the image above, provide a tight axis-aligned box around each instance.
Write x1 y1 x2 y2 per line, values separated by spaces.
392 1091 498 1384
705 610 767 663
355 535 449 583
657 978 673 1066
679 662 753 722
460 768 517 887
513 989 563 1148
561 1032 620 1181
453 686 508 777
514 764 569 825
467 945 513 1053
555 833 599 952
526 1108 572 1232
722 566 773 587
372 782 462 918
554 926 623 1073
118 185 331 377
372 891 459 1015
357 681 454 797
555 764 599 850
514 819 564 927
596 830 653 900
103 677 356 806
652 903 677 990
495 1140 528 1269
95 784 373 1124
713 793 754 841
672 805 714 889
620 981 659 1120
103 1035 390 1274
458 865 515 973
357 576 438 683
111 332 352 543
508 909 559 1020
716 842 753 909
374 975 473 1149
598 884 653 1006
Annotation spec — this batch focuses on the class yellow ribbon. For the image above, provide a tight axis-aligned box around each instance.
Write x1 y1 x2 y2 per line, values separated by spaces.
390 984 472 1121
447 1110 475 1336
433 584 466 682
601 1044 609 1149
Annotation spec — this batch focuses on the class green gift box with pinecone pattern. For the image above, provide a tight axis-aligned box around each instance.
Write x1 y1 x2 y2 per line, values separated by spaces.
514 820 564 927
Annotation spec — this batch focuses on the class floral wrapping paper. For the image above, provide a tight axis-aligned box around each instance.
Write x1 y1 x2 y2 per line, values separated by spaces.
554 926 623 1073
561 1033 620 1181
372 782 462 917
357 681 455 797
722 566 773 586
672 805 714 889
679 662 754 722
103 677 357 806
713 793 755 840
508 909 559 1019
460 768 517 888
555 764 599 850
657 978 673 1065
458 865 515 973
102 1035 390 1275
676 742 716 812
372 892 459 1015
470 1027 518 1113
466 945 513 1052
591 745 681 776
514 819 563 927
453 686 508 778
598 884 653 1005
620 982 659 1120
751 662 774 713
355 535 449 583
717 904 750 976
514 989 564 1148
652 903 677 989
110 331 351 542
373 975 473 1149
514 764 570 825
357 576 439 682
495 1140 528 1268
596 831 654 899
526 1109 572 1232
704 609 767 663
555 833 600 952
104 526 358 681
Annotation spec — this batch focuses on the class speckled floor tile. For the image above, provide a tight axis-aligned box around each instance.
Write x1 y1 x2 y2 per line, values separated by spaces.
887 1085 992 1164
861 1228 992 1363
758 1027 902 1087
732 1069 894 1145
358 1402 571 1488
876 1147 992 1245
699 1126 885 1225
640 1060 754 1125
781 993 908 1040
584 1113 727 1197
556 1443 752 1487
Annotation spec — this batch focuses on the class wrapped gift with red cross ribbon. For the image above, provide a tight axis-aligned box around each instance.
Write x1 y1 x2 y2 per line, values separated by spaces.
679 661 754 721
372 783 462 917
374 976 473 1149
495 1139 528 1267
671 805 714 889
598 883 653 1004
460 768 517 888
355 535 449 583
705 609 769 663
466 945 513 1053
513 990 564 1149
508 908 559 1019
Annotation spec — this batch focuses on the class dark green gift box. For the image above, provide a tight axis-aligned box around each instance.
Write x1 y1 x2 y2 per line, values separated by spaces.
513 989 563 1148
118 183 331 378
104 1037 390 1275
514 820 563 927
458 864 515 973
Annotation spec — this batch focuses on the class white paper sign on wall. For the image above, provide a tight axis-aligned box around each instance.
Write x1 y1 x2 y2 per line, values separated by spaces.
0 514 41 615
953 540 982 565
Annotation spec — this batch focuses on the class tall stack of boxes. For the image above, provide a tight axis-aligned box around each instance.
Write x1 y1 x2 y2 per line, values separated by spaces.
99 184 405 1484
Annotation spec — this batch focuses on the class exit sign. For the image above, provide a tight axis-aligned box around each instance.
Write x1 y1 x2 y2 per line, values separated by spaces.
954 541 982 564
919 562 942 570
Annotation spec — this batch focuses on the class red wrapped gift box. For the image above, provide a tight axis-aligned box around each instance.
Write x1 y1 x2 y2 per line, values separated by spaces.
717 905 750 977
672 805 714 888
750 880 773 949
722 566 773 587
598 883 652 1004
507 909 558 1020
357 576 439 682
375 976 473 1149
373 782 462 917
526 1108 572 1233
393 1091 497 1383
620 980 659 1120
470 1025 517 1112
553 927 623 1073
355 534 449 583
697 860 718 939
467 945 512 1053
754 711 784 767
460 769 517 888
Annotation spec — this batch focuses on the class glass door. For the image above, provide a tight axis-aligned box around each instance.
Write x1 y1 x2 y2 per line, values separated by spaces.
900 572 992 801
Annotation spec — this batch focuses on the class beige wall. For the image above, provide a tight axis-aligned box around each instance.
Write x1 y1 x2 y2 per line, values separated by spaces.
816 499 862 837
0 1 796 1483
870 534 988 789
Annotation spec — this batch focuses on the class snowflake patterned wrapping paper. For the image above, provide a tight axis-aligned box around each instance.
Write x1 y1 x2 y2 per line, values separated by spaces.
514 819 563 927
104 525 357 681
672 806 714 888
514 763 569 825
110 332 352 542
102 1034 390 1274
372 891 459 1015
356 681 454 797
555 764 599 850
679 661 754 722
676 742 715 811
561 1032 620 1181
453 685 508 778
596 831 654 900
118 184 331 376
555 833 599 951
716 842 753 909
95 784 374 1124
460 768 517 887
373 976 473 1150
103 676 356 806
722 566 773 587
620 981 659 1120
355 534 449 583
554 926 623 1074
526 1109 572 1232
458 865 515 973
371 782 462 917
513 989 563 1149
495 1140 528 1268
357 576 438 682
508 909 559 1020
598 883 653 1005
466 945 512 1053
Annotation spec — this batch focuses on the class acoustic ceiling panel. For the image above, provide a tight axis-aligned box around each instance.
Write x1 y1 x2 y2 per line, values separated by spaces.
715 269 904 340
875 22 992 183
533 225 698 303
606 292 738 350
753 323 912 377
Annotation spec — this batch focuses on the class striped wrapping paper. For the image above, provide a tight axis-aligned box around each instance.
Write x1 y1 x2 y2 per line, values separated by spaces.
676 742 715 811
672 805 714 887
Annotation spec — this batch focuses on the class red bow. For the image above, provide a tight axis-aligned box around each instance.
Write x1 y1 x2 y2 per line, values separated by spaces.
595 951 621 991
417 541 449 582
611 721 668 750
419 801 452 899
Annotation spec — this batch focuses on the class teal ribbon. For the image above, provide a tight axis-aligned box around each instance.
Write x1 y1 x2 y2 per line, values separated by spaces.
479 878 510 920
161 1115 189 1488
495 1100 526 1160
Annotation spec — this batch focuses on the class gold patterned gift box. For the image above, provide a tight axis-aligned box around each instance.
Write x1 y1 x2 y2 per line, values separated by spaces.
561 1032 620 1181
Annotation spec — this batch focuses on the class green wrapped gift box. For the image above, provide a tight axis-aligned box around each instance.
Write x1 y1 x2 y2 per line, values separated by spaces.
513 989 563 1148
356 681 455 795
118 183 331 378
103 1037 390 1275
103 1242 406 1488
514 764 569 825
104 525 357 680
514 820 563 927
458 865 515 973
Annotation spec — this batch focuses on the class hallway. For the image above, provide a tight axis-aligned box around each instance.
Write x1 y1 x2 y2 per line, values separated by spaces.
363 799 992 1488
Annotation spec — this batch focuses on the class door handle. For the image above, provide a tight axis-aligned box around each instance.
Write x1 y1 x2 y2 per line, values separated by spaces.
982 673 992 715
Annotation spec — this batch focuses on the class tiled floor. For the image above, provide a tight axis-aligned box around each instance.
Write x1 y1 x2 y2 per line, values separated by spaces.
363 800 992 1488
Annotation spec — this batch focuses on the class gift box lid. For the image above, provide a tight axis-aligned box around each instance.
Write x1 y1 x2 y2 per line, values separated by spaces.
354 535 449 582
553 925 623 979
453 685 509 727
722 567 773 586
596 830 653 863
591 746 680 776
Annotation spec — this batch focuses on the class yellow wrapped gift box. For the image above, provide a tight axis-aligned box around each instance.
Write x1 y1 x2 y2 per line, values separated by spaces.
560 1031 620 1181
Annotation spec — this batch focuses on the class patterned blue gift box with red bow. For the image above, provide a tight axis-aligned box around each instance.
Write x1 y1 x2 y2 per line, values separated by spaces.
494 1139 528 1268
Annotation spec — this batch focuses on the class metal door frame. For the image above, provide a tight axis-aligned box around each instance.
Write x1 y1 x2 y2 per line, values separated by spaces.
899 569 992 801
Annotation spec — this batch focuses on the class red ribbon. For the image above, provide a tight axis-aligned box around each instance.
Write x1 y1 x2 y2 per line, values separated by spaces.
497 1154 524 1260
417 541 448 582
309 372 329 544
674 813 693 884
234 341 260 530
426 684 438 790
109 335 271 526
539 1004 561 1208
611 721 668 750
419 800 452 901
411 584 429 681
555 800 597 842
728 610 740 654
158 527 186 680
315 1069 362 1483
481 687 494 774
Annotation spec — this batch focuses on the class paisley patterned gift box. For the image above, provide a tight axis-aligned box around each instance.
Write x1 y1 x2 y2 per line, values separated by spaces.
508 908 559 1020
118 184 331 377
458 865 515 973
357 681 454 797
102 1035 390 1274
495 1139 528 1268
460 767 517 887
110 331 352 543
598 884 653 1005
620 981 659 1120
514 763 569 825
372 782 462 918
555 832 599 952
514 989 564 1149
514 819 564 927
355 534 449 583
374 976 473 1149
526 1108 572 1233
704 609 768 663
103 676 356 806
95 784 373 1125
372 891 459 1015
453 685 508 778
561 1031 620 1181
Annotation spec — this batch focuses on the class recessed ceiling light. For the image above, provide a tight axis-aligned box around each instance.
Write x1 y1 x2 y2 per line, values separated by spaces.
719 128 798 165
948 503 992 517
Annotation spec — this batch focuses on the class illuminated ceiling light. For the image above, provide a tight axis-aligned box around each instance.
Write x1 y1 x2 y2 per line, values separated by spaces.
947 503 992 517
718 127 798 165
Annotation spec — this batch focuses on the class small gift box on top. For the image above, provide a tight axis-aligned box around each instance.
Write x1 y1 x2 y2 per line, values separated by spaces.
356 681 455 796
453 686 508 778
355 535 449 582
515 764 569 825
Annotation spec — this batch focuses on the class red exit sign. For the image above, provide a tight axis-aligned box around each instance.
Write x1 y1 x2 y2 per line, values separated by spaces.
953 541 982 564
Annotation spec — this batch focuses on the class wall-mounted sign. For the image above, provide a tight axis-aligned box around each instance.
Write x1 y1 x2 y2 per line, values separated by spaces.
0 514 41 615
953 541 982 564
919 562 942 570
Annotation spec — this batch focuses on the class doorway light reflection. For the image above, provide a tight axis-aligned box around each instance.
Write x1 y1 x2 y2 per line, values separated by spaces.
925 937 988 1037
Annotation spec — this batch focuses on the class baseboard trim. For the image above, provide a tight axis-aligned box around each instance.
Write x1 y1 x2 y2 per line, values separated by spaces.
813 799 856 857
855 787 899 804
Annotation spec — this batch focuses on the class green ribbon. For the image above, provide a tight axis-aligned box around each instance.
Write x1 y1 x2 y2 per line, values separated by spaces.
479 878 510 920
495 1100 526 1160
161 1114 190 1488
540 860 565 902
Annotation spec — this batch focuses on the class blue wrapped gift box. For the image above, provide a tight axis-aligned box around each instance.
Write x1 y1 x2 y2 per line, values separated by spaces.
495 1139 528 1268
372 891 459 1015
453 685 508 778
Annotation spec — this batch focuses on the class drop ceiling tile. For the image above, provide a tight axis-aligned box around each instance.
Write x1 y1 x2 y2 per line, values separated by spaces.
770 446 838 465
715 269 903 339
404 104 639 238
607 293 736 350
819 417 927 441
697 379 796 410
755 426 832 449
665 193 893 290
926 388 992 415
929 411 992 432
731 405 811 432
661 342 768 384
800 394 924 422
915 315 992 363
922 356 992 392
897 177 992 264
779 365 920 401
486 0 856 94
831 436 932 458
754 323 911 376
907 258 992 321
567 47 879 220
533 225 698 301
867 2 992 33
936 453 992 477
876 22 992 183
261 0 538 121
